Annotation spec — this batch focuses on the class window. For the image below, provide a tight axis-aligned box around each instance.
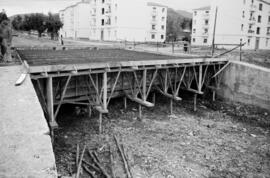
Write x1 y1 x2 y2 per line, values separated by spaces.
153 7 156 10
152 25 156 30
115 17 117 24
115 4 117 10
101 19 104 26
114 30 117 38
161 25 165 30
102 8 105 14
161 17 165 21
248 38 250 46
241 24 244 31
151 34 155 39
259 3 263 11
204 28 208 34
203 38 208 43
152 16 156 20
267 27 270 34
205 11 209 14
193 38 196 42
162 8 165 12
161 35 164 39
102 0 105 3
243 0 246 4
205 20 209 25
266 38 269 46
242 11 245 18
194 11 197 16
268 16 270 23
193 28 196 33
256 27 260 34
258 15 261 23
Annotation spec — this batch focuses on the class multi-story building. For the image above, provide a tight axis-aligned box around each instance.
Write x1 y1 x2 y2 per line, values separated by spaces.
59 1 91 39
59 0 167 42
191 0 270 50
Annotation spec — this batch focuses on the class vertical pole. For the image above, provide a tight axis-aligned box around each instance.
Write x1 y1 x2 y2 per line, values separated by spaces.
95 74 99 104
103 72 107 110
170 99 173 115
198 65 203 92
138 104 142 120
194 94 197 112
142 69 147 101
124 97 127 109
88 105 92 118
211 7 218 56
164 69 168 93
152 93 156 104
99 113 102 134
46 77 58 128
213 91 216 101
156 41 158 51
240 39 242 61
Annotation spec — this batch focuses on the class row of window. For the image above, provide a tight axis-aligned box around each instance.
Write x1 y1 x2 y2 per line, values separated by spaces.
151 34 164 40
243 0 263 11
152 25 165 30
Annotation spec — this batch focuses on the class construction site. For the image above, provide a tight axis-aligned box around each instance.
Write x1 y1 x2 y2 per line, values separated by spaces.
0 31 270 178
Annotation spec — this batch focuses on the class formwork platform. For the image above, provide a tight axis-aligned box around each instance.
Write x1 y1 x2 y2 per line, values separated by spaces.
17 48 229 133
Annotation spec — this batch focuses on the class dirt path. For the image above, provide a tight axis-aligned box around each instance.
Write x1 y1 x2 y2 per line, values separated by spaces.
54 95 270 178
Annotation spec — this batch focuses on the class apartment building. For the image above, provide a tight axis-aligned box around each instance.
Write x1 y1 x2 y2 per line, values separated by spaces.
59 1 91 39
59 0 167 42
191 0 270 50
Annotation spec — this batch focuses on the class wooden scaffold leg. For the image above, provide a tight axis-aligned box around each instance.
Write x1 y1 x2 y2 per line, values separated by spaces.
46 77 58 128
193 93 197 112
124 97 127 109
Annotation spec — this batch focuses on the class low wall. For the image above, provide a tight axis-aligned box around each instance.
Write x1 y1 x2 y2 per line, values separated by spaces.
218 61 270 110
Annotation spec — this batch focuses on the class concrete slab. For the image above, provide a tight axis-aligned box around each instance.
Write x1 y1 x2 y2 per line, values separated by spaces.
0 66 57 178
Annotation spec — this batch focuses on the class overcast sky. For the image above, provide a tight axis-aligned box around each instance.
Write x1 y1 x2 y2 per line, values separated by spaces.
1 0 212 16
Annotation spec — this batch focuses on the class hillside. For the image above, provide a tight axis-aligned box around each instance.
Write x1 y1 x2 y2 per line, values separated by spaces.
176 9 192 19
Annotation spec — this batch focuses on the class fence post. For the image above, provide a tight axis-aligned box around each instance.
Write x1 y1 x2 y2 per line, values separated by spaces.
240 39 242 61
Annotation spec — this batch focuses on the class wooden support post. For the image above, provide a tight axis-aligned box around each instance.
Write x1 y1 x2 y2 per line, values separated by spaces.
46 77 58 128
152 93 156 104
138 104 142 120
170 99 173 115
103 72 107 111
99 113 102 134
194 94 197 112
142 69 147 101
213 91 216 101
95 74 99 104
240 39 242 61
88 105 92 118
124 97 127 109
198 65 203 92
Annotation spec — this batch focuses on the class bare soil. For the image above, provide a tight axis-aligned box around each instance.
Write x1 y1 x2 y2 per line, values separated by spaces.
53 93 270 178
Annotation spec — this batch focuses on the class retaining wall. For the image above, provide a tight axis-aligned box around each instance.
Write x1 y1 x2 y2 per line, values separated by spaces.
218 61 270 110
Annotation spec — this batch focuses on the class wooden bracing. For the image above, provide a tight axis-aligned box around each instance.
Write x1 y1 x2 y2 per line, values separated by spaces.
32 61 229 132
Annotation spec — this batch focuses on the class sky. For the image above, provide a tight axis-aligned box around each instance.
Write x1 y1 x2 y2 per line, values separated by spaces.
0 0 212 17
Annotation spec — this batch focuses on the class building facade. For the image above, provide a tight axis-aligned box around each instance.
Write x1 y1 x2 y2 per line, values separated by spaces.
191 0 270 50
59 0 167 42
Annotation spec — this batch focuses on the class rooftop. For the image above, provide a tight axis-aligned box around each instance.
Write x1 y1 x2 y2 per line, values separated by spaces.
147 2 168 8
193 6 211 11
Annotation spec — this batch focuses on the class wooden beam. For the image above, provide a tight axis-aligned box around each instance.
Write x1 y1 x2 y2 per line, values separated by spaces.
142 69 147 101
212 62 231 78
103 72 108 110
156 89 182 101
126 94 154 107
94 106 109 114
186 88 204 95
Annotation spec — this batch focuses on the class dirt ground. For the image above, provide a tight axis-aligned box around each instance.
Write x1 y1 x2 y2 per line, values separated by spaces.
53 93 270 178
